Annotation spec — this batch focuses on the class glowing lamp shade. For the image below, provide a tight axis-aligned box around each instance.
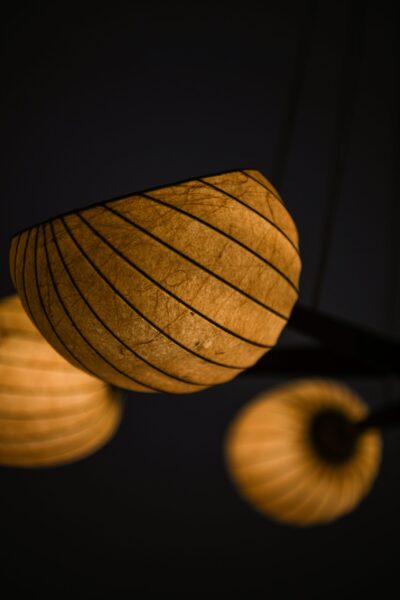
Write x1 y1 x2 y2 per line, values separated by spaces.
9 169 301 393
225 379 381 526
0 295 122 468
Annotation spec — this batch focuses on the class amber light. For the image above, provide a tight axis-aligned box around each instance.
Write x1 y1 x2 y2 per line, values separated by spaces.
0 295 123 468
225 379 381 526
10 169 301 393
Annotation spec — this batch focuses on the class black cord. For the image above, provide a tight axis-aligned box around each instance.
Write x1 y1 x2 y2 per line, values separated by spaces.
312 1 367 309
382 29 400 409
271 0 317 190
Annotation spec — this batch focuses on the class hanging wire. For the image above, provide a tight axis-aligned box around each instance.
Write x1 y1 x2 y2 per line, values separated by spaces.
271 0 317 190
385 123 400 338
382 27 400 409
312 1 367 309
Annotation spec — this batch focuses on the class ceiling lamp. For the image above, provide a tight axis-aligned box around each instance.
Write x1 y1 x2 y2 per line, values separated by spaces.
10 169 301 393
0 295 123 468
225 379 382 526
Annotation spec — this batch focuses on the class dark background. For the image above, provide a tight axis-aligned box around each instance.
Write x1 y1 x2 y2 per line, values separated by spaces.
0 1 398 596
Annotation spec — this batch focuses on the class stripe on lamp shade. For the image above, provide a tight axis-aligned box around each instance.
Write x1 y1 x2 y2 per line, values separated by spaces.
10 169 301 393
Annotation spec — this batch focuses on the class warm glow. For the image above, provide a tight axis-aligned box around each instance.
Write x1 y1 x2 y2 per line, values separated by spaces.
225 379 382 526
10 169 301 393
0 295 122 468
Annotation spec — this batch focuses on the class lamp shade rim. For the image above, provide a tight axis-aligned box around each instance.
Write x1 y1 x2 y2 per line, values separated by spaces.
10 167 280 240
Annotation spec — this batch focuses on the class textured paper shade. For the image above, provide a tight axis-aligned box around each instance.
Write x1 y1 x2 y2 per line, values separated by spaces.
10 169 301 393
0 295 123 468
225 379 381 526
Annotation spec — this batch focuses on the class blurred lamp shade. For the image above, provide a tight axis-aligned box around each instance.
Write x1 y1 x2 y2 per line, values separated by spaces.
0 295 122 468
225 379 382 526
10 169 301 393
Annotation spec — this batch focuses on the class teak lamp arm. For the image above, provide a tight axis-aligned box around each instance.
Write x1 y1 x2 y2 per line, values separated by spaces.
244 304 399 377
357 403 400 433
288 304 399 375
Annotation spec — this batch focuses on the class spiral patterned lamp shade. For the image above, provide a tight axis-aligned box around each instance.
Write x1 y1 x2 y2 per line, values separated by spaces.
0 295 123 468
225 379 382 526
9 169 301 393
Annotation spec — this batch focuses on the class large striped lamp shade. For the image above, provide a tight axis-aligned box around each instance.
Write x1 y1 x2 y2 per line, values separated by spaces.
225 379 382 526
9 169 301 393
0 295 123 468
